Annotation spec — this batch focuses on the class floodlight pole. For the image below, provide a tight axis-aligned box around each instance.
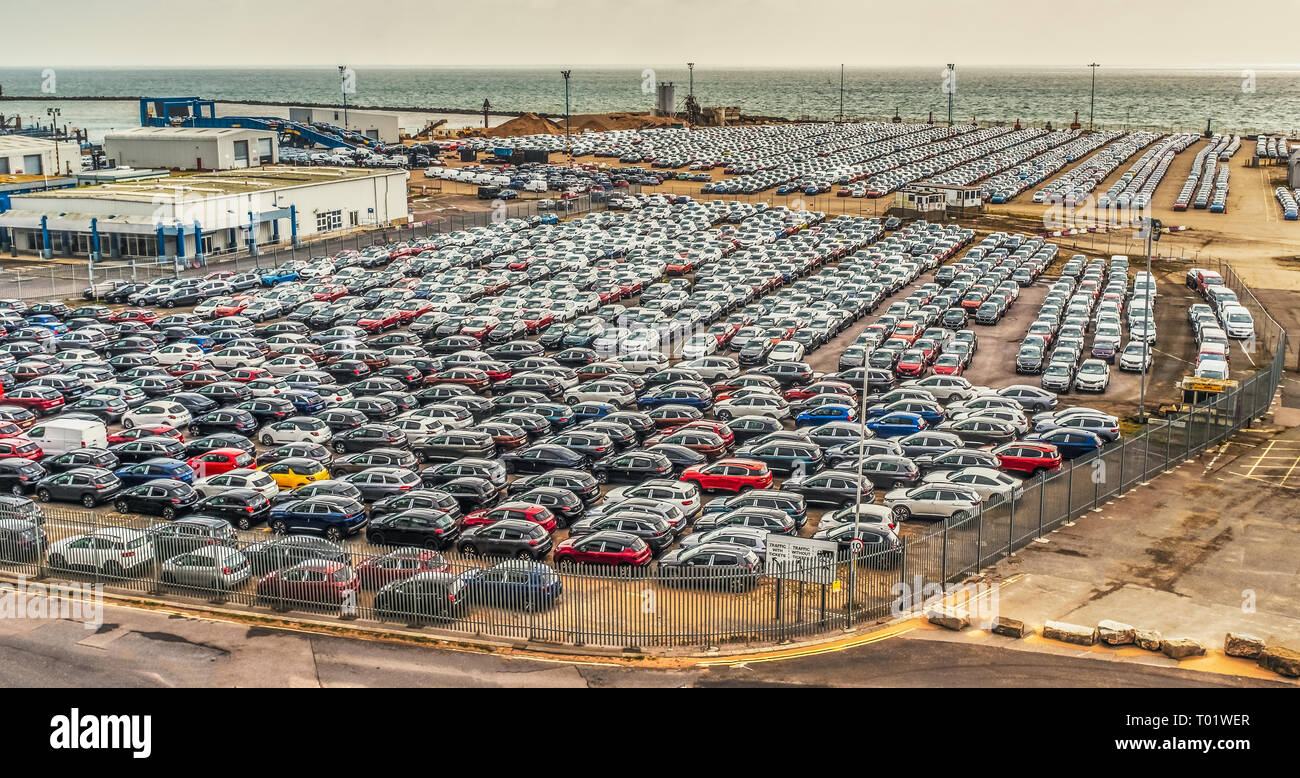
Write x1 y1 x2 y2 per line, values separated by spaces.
1139 217 1161 422
1088 63 1100 131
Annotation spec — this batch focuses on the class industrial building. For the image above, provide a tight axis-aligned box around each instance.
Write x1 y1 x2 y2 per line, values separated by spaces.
104 127 279 171
0 165 408 260
282 107 400 144
1290 149 1300 189
0 135 82 178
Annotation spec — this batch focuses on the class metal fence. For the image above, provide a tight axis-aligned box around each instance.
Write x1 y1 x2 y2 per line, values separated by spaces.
0 260 1285 651
2 190 629 304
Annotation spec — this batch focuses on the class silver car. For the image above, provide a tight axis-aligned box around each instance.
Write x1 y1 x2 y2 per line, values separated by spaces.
160 546 252 589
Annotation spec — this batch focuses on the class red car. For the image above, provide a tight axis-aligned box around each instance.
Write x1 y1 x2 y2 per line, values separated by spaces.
462 503 558 533
355 548 449 589
256 561 359 606
678 419 735 448
396 300 432 323
519 309 554 333
165 359 215 377
3 387 65 416
110 308 157 324
215 298 251 317
108 425 184 445
228 367 273 383
992 441 1063 475
179 369 227 389
0 421 24 438
0 437 43 461
433 368 491 391
931 354 965 376
554 532 652 570
358 310 400 332
895 350 928 378
187 447 255 477
679 458 773 493
312 284 349 302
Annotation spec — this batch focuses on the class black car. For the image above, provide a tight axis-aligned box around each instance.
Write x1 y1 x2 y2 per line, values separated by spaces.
782 470 874 507
456 518 552 560
45 447 119 475
270 480 364 506
195 488 272 530
493 411 552 440
366 509 460 549
373 572 468 624
370 489 463 521
812 523 903 567
435 476 503 513
242 535 348 576
184 433 256 459
332 423 408 454
167 392 219 418
501 443 590 475
419 457 507 489
645 443 708 475
858 455 922 489
330 448 419 475
590 450 675 484
319 407 370 432
724 414 784 443
66 395 129 423
236 397 298 426
0 517 48 561
568 513 674 552
33 467 123 508
193 380 253 406
505 469 602 505
109 436 188 464
412 430 498 464
113 479 200 519
510 486 585 529
0 457 45 496
189 409 259 437
913 447 1002 472
256 442 333 468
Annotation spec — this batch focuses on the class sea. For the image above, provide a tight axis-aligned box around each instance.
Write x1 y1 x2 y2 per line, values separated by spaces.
1 66 1297 143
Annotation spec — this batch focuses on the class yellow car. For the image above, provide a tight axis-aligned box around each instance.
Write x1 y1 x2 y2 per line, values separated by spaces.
257 458 330 490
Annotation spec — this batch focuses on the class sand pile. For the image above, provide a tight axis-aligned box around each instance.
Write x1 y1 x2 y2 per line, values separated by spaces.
490 113 564 137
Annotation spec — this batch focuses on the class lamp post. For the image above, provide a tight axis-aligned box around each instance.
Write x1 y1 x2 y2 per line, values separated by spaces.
1088 63 1100 131
338 65 349 130
561 70 572 164
46 107 61 174
946 64 955 127
1139 217 1162 422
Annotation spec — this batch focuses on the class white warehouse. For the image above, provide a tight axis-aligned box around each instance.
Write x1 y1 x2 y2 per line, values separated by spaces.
0 136 82 178
104 127 279 171
0 165 408 260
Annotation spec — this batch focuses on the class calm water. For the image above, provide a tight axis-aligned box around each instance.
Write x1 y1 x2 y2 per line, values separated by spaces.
2 66 1297 142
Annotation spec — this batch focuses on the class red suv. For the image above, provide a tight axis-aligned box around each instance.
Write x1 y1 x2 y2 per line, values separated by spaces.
679 458 773 493
553 531 652 570
0 438 43 461
992 442 1063 474
108 425 184 445
256 561 360 606
463 502 558 533
355 548 449 589
187 448 255 477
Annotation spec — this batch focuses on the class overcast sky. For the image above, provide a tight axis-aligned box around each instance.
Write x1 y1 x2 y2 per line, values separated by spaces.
6 0 1299 68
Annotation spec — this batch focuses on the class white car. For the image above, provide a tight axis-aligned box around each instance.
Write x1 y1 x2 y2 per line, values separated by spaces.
47 528 154 576
71 367 116 390
382 346 428 365
713 394 791 420
883 483 984 521
265 354 317 377
391 416 445 445
209 346 266 369
901 375 975 403
680 356 739 382
680 334 718 360
245 378 292 397
613 351 669 374
53 349 104 369
921 467 1024 503
193 468 280 500
242 300 283 322
564 380 638 407
768 340 805 364
1073 359 1111 392
155 342 208 366
120 401 192 430
194 296 233 317
257 417 333 446
1194 359 1229 380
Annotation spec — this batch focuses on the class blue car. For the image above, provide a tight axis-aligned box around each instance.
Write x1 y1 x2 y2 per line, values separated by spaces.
282 390 327 415
459 560 563 611
530 403 574 428
269 496 368 539
795 404 856 427
114 457 195 486
25 315 69 336
259 267 299 286
637 390 712 412
570 401 616 423
866 412 927 438
1025 429 1104 460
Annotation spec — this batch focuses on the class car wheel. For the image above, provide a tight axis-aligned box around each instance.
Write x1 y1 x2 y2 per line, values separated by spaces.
460 544 477 557
122 417 134 429
36 489 51 503
260 434 274 445
952 510 970 522
271 520 288 534
557 557 574 570
102 561 123 577
161 571 176 584
729 576 747 593
49 553 67 569
516 551 531 560
81 494 97 509
333 443 346 454
369 532 385 545
114 499 128 513
892 505 911 521
325 527 343 542
716 410 732 421
9 485 23 496
236 516 252 530
594 471 607 484
616 562 633 577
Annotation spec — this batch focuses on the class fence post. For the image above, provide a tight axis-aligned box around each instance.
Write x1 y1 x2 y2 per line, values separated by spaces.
1186 396 1195 462
975 503 983 569
1008 492 1016 550
1065 459 1074 523
940 520 949 582
1118 438 1127 493
1037 474 1045 535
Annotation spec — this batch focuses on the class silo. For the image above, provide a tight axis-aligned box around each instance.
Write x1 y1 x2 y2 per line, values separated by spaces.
656 82 676 117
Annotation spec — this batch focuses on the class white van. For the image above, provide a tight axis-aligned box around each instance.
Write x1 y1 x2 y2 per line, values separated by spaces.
1220 305 1255 339
26 418 109 457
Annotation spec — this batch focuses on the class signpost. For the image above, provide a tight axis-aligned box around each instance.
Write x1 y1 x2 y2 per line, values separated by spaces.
765 535 837 586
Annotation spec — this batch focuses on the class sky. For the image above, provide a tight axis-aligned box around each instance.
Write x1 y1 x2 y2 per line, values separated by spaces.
4 0 1298 69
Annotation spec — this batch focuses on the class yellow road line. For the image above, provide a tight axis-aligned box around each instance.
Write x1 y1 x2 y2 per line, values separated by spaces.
695 624 919 667
1244 440 1276 478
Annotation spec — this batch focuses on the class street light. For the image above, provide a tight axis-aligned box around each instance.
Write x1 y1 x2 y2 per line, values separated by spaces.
561 70 572 164
1088 63 1100 131
338 65 349 130
1139 217 1162 422
46 107 61 174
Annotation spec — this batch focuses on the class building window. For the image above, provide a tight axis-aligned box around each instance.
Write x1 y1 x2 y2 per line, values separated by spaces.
0 158 9 175
349 211 359 227
257 137 274 164
316 210 343 232
22 154 42 175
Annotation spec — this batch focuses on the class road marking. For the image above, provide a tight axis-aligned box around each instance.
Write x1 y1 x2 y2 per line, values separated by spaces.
695 625 917 667
1243 439 1276 479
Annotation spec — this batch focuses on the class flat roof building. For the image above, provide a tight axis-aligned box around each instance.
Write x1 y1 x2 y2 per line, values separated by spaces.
104 126 279 171
0 165 408 261
0 135 82 178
